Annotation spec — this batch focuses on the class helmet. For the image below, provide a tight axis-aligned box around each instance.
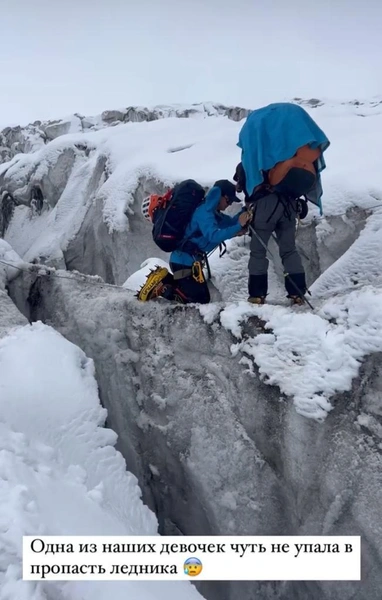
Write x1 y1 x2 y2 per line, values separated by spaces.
141 196 152 222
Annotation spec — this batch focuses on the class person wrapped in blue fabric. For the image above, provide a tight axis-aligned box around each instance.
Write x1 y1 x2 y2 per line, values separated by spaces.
234 102 330 305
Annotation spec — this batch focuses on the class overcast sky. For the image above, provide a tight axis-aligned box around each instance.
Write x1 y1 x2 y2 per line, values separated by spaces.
1 0 381 127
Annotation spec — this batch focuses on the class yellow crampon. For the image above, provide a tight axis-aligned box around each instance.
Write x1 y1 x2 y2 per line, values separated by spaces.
136 266 169 302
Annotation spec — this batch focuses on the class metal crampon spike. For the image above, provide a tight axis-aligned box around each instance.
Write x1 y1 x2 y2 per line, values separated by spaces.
135 266 169 302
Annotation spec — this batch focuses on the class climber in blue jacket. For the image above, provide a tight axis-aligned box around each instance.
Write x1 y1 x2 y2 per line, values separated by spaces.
171 181 246 263
141 180 251 303
167 180 251 302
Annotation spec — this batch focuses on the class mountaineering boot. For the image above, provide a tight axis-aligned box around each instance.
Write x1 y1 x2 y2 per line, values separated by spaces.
136 266 173 301
248 296 266 305
289 295 305 306
284 272 306 297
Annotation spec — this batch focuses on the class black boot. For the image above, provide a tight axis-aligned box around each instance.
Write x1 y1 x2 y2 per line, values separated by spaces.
248 274 268 304
285 272 306 298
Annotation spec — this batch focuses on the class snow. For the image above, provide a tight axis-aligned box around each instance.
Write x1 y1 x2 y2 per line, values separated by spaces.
2 149 102 265
195 201 382 420
122 210 382 421
2 100 382 600
1 99 381 259
0 239 25 290
310 206 382 297
221 287 382 420
202 221 382 419
0 314 202 600
2 98 382 424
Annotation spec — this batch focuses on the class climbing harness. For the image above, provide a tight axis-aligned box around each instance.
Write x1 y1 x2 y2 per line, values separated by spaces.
191 261 205 284
171 242 225 284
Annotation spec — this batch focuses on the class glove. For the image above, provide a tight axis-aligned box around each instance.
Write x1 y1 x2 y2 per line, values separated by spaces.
238 211 252 228
296 198 308 219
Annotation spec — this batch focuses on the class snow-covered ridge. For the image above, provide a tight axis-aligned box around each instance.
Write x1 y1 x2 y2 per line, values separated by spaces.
292 96 382 110
0 102 251 163
1 96 382 164
1 98 382 278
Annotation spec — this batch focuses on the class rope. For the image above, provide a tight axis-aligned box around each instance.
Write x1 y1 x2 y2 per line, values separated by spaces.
0 258 125 290
0 259 27 274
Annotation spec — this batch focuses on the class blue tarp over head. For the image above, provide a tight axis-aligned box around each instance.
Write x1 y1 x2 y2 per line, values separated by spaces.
237 102 330 212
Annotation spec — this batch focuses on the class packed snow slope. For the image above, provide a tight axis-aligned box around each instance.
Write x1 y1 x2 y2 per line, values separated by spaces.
2 98 382 600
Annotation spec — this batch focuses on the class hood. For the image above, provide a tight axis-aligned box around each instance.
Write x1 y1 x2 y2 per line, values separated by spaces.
203 186 223 211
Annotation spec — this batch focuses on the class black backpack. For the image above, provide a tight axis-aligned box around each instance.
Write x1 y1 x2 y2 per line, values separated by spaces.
152 179 205 252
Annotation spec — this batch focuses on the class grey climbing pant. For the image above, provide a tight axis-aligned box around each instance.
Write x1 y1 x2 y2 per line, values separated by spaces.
248 193 304 276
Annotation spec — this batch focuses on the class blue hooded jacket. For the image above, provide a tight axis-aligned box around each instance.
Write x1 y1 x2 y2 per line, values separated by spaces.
170 186 243 266
237 103 330 213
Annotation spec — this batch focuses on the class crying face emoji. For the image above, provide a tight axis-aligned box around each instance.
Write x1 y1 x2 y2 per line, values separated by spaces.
184 557 203 577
